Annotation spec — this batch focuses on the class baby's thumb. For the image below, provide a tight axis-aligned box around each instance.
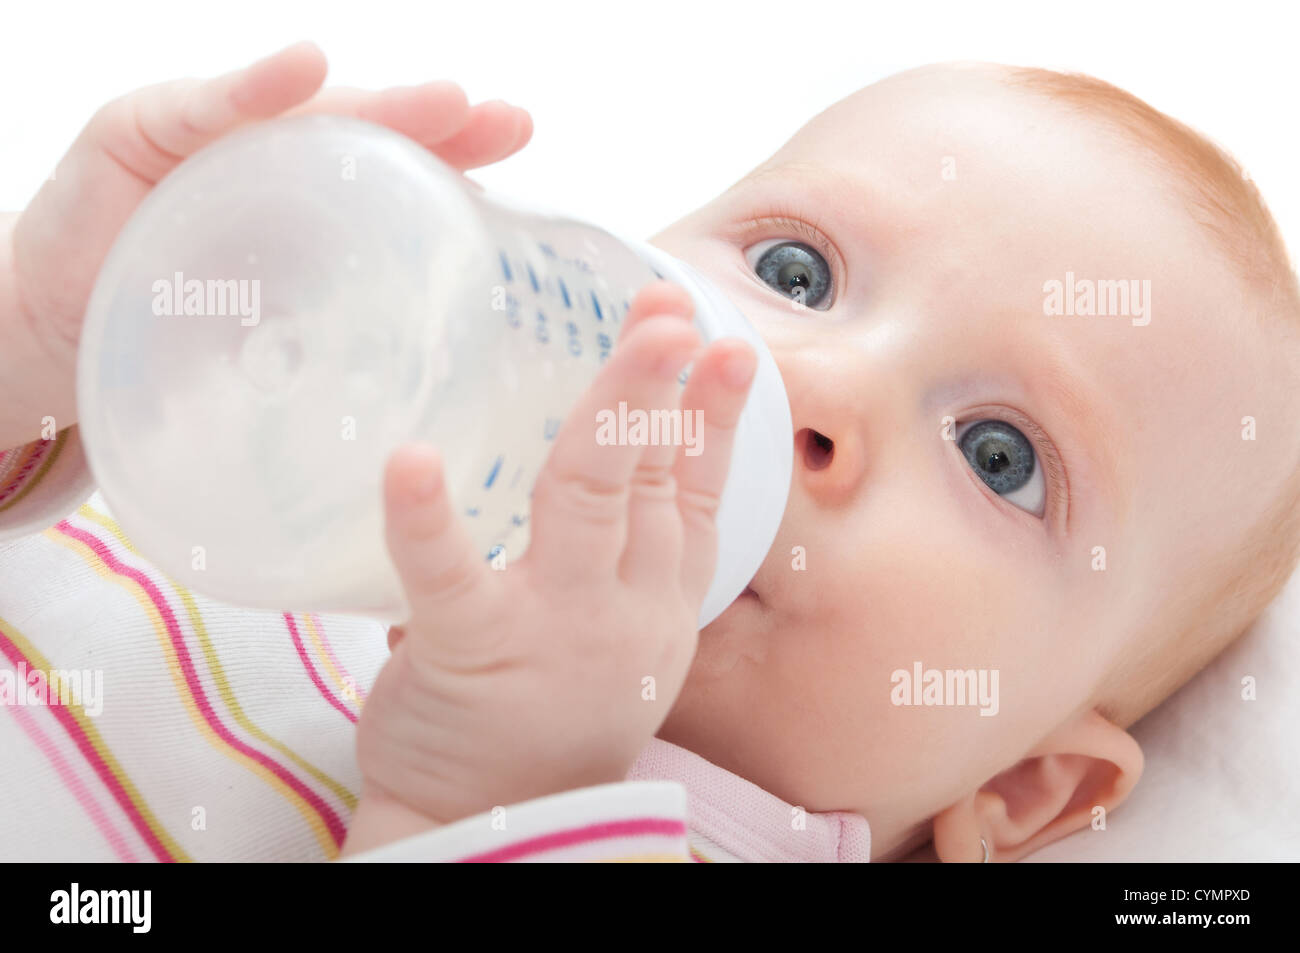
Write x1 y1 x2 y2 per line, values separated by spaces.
383 444 492 620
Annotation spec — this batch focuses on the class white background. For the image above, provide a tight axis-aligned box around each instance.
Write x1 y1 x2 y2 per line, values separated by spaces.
2 0 1298 253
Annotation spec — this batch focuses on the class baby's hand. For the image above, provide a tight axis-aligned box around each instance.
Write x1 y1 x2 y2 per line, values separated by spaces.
4 41 532 435
346 282 757 851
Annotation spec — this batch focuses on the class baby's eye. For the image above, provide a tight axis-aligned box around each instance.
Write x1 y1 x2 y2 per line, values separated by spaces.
957 420 1045 516
744 239 833 309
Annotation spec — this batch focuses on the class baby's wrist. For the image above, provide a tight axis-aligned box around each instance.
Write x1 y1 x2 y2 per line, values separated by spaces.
0 214 77 449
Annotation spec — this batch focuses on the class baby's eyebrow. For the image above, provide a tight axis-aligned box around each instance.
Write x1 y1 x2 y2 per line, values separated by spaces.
729 159 818 193
727 159 885 220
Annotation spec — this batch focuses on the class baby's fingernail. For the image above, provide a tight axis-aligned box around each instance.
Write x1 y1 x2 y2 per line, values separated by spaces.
402 449 442 501
720 347 756 389
412 468 440 500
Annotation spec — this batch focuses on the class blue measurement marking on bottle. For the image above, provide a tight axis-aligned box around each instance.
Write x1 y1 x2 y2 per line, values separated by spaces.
526 263 540 292
484 455 503 489
544 417 561 440
466 506 480 517
498 251 513 281
539 243 556 258
536 309 549 343
486 544 504 563
558 278 571 308
591 292 603 320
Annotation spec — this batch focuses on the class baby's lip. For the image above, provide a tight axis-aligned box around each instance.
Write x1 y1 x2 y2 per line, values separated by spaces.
704 576 766 635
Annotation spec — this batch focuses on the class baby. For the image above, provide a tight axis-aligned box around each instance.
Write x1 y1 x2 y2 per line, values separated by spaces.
1 45 1297 863
647 62 1300 860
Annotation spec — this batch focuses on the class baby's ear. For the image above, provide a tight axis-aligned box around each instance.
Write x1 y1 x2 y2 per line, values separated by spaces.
932 709 1143 862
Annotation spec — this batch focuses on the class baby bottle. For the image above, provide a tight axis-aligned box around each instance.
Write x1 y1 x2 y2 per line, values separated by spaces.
76 115 793 628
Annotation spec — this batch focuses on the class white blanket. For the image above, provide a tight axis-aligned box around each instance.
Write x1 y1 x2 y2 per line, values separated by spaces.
1029 565 1300 861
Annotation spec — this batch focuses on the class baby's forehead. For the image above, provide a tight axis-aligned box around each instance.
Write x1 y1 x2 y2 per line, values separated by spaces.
780 66 1153 199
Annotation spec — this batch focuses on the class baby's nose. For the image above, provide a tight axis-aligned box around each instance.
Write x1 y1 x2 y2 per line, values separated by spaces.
772 342 876 505
792 419 868 505
798 427 835 471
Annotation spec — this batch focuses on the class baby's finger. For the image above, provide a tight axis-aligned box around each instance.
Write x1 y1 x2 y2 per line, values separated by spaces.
617 402 687 590
383 443 497 622
528 317 700 585
286 80 473 148
618 280 695 342
423 99 530 170
89 42 328 182
504 104 534 155
672 339 756 608
613 290 695 587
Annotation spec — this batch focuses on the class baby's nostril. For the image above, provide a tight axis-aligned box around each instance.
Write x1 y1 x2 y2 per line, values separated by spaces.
798 428 835 471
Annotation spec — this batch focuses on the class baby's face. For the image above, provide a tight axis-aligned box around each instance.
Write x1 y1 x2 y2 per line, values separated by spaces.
648 64 1290 858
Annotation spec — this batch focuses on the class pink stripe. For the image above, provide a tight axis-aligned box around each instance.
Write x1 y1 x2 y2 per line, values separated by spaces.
55 521 349 848
457 817 687 863
0 441 50 503
3 701 140 862
0 628 175 862
498 833 688 862
309 613 367 704
284 614 358 724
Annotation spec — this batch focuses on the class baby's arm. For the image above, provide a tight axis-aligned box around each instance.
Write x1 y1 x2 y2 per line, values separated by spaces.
0 211 62 448
0 212 96 532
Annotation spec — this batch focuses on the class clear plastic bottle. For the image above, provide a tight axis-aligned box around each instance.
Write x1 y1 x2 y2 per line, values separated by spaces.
77 115 792 627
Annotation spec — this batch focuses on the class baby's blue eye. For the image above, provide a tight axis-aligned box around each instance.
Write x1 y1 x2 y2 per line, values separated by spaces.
958 420 1045 515
751 240 832 309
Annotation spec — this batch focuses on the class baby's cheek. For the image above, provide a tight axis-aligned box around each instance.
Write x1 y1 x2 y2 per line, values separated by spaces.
811 540 1066 778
